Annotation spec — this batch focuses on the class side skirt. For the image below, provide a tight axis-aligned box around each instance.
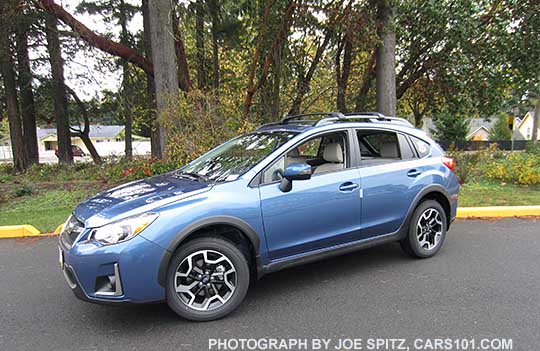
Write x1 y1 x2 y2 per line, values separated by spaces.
261 229 405 275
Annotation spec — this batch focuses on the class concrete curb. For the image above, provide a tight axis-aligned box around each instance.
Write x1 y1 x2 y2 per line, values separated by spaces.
456 206 540 218
1 205 540 239
0 225 41 239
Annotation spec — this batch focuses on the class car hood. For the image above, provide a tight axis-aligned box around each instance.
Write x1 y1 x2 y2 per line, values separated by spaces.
73 172 211 227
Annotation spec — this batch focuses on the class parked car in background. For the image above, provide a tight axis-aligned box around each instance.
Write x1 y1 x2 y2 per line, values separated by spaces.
55 145 86 158
58 112 459 321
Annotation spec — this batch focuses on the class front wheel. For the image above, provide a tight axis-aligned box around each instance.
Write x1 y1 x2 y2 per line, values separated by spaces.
400 200 447 258
166 237 250 321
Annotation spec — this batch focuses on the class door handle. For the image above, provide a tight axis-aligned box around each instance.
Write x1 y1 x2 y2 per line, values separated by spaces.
339 182 359 191
407 169 422 177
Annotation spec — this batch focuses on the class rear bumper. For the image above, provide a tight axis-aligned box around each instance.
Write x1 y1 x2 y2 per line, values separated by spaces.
59 232 166 304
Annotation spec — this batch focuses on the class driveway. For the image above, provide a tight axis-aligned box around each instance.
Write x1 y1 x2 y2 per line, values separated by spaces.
1 219 538 350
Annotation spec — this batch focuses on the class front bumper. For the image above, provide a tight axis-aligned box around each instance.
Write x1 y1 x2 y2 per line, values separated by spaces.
59 230 167 304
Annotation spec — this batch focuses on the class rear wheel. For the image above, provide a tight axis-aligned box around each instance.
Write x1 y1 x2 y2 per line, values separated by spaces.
166 237 250 321
400 200 447 258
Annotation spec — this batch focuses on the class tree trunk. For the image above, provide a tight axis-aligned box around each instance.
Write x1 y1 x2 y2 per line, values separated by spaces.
195 0 206 90
65 85 102 164
289 29 333 115
118 0 132 159
170 6 192 92
15 14 39 164
533 92 540 143
354 49 376 112
375 0 396 116
0 5 28 172
142 0 161 159
336 34 352 113
148 0 180 158
208 0 219 91
45 14 73 164
270 40 284 119
244 1 295 117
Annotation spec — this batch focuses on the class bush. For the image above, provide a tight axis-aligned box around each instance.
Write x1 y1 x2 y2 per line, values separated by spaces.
448 144 540 185
13 185 33 197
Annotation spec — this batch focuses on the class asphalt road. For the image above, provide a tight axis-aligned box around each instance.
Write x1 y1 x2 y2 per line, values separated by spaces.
1 219 539 351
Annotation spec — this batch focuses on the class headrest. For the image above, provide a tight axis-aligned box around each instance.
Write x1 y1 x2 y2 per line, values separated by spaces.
322 143 343 163
380 143 399 158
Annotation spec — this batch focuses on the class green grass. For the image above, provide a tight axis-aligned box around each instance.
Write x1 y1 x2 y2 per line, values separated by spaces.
0 189 96 233
459 182 540 207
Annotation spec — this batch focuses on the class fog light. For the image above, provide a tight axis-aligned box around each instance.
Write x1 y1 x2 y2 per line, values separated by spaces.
94 263 123 296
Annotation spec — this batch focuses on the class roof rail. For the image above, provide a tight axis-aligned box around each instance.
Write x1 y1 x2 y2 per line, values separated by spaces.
315 112 414 127
280 112 345 125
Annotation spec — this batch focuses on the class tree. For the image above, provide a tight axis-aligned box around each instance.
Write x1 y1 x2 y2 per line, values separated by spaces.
0 1 28 172
148 0 180 157
243 1 296 117
142 0 160 158
15 6 39 164
489 113 512 141
375 0 396 116
77 0 139 159
432 112 469 142
65 85 102 164
45 13 73 164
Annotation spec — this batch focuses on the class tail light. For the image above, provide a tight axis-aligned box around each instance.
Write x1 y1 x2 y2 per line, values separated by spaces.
442 156 455 173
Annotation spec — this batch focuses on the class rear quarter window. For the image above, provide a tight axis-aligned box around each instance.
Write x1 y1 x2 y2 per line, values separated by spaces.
410 136 431 157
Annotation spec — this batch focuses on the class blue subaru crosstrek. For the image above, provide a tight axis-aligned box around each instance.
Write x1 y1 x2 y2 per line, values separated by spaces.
59 112 459 321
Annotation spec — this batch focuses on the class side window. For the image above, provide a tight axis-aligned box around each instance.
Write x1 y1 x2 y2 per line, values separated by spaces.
410 136 431 157
296 138 321 157
398 134 416 160
261 131 348 184
356 130 401 166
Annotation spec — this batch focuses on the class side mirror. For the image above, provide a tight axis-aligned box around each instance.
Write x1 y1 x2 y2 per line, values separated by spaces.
279 163 312 192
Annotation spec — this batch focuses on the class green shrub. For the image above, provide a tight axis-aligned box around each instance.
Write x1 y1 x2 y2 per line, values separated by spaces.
525 142 540 155
13 185 33 197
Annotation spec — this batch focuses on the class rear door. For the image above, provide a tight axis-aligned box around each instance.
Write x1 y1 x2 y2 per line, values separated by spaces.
356 129 424 238
258 129 363 260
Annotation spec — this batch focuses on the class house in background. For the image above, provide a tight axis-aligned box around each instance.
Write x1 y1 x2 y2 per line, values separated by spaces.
422 115 538 141
513 112 540 141
37 125 127 152
422 118 496 141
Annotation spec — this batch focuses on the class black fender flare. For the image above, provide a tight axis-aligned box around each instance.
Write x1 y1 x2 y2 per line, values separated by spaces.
157 215 262 287
400 184 452 234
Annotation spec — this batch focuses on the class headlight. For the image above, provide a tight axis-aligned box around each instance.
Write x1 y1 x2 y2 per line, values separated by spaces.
91 213 158 245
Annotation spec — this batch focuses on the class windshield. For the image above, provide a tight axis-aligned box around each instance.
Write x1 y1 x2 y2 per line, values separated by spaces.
180 131 297 183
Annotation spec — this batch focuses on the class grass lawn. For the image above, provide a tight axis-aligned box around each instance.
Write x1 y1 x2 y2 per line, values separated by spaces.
459 182 540 207
0 188 98 233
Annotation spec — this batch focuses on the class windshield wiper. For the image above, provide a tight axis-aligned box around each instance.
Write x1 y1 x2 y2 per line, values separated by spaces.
175 171 209 183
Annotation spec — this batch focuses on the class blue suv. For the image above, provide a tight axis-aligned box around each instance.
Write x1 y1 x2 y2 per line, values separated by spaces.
58 112 459 321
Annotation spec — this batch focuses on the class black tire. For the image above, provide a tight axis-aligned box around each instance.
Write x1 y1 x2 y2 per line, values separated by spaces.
400 200 447 258
166 237 250 321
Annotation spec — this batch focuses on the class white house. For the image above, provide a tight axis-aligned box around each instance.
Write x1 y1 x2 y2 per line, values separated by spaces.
37 125 127 152
513 112 540 141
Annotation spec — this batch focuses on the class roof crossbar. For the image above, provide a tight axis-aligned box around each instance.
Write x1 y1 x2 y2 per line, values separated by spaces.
315 112 414 127
280 112 345 125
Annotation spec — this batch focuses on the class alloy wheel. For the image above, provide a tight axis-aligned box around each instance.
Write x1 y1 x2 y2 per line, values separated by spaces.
416 208 443 251
174 250 237 311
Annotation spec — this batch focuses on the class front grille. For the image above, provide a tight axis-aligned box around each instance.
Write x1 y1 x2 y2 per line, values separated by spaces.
61 215 85 248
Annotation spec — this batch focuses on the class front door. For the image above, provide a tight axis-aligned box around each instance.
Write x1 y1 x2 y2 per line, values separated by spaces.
258 130 362 260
